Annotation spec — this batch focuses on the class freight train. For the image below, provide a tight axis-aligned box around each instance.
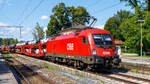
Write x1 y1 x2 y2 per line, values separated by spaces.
0 26 121 69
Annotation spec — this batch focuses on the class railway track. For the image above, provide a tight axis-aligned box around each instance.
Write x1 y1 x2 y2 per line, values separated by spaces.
9 54 150 84
11 64 32 84
113 73 150 83
95 73 138 84
10 58 55 84
120 62 150 72
92 69 150 84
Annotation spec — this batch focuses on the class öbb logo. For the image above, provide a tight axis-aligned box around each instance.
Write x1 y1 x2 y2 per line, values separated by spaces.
67 43 74 50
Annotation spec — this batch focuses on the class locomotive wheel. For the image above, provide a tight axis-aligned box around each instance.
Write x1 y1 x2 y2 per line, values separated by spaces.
68 59 74 66
78 61 86 70
86 65 93 71
44 56 51 61
51 57 56 63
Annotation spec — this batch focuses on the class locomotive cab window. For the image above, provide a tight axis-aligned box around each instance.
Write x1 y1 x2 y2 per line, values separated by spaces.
92 34 113 47
82 37 88 44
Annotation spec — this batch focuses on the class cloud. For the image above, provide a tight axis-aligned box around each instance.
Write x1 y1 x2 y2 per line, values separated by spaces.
0 22 16 38
19 27 33 41
0 22 7 36
0 22 23 35
0 21 33 41
41 15 49 20
22 28 32 35
95 25 104 29
0 31 4 35
0 22 15 33
0 22 7 26
43 27 47 32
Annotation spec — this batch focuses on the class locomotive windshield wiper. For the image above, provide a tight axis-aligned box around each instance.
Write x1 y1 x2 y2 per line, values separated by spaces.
95 45 104 48
96 44 113 48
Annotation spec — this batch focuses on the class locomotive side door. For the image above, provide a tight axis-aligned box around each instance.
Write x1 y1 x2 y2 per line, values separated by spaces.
79 36 91 56
52 37 56 56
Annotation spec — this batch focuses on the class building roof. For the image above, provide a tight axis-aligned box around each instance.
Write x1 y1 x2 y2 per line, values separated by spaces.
115 40 124 45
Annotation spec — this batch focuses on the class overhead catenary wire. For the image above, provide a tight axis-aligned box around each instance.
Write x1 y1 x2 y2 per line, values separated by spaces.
19 0 45 25
0 14 15 23
0 26 23 38
88 1 122 28
16 0 32 24
92 2 121 15
0 0 15 23
86 0 103 9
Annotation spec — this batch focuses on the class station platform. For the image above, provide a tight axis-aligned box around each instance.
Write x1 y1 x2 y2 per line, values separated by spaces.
0 55 18 84
121 57 150 65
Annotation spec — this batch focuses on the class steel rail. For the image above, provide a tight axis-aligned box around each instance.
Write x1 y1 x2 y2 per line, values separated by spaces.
13 58 55 84
113 73 150 83
11 64 31 84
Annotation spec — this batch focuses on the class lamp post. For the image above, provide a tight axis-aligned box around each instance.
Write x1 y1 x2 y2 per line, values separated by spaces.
138 20 144 63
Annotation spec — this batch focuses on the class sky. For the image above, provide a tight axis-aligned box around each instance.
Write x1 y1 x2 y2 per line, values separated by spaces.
0 0 132 41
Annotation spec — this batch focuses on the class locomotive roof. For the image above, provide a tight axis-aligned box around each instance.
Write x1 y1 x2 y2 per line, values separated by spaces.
51 28 111 40
80 28 110 34
58 26 110 35
58 23 110 35
58 24 88 35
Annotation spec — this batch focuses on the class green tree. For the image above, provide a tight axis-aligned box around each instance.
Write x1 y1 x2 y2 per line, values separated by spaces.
32 23 45 40
119 11 150 54
0 38 2 46
104 10 133 40
114 10 134 23
46 3 90 36
0 38 18 46
120 0 150 11
104 17 121 40
120 0 141 8
148 0 150 11
145 0 150 11
120 0 146 12
46 16 59 37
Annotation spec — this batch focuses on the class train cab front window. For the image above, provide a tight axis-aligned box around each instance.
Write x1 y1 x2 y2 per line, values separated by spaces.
92 34 113 47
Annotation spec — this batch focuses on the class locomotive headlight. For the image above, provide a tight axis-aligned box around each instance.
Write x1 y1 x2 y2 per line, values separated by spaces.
92 49 97 55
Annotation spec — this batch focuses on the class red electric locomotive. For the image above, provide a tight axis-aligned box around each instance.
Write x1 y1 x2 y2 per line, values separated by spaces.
46 27 121 69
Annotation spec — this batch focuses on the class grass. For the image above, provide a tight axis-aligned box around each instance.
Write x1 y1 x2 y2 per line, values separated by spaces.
129 69 150 75
40 62 60 71
74 70 85 78
1 54 13 69
40 62 88 78
2 54 12 59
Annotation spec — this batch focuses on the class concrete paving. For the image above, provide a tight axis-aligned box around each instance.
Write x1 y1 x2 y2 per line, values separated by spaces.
0 55 18 84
